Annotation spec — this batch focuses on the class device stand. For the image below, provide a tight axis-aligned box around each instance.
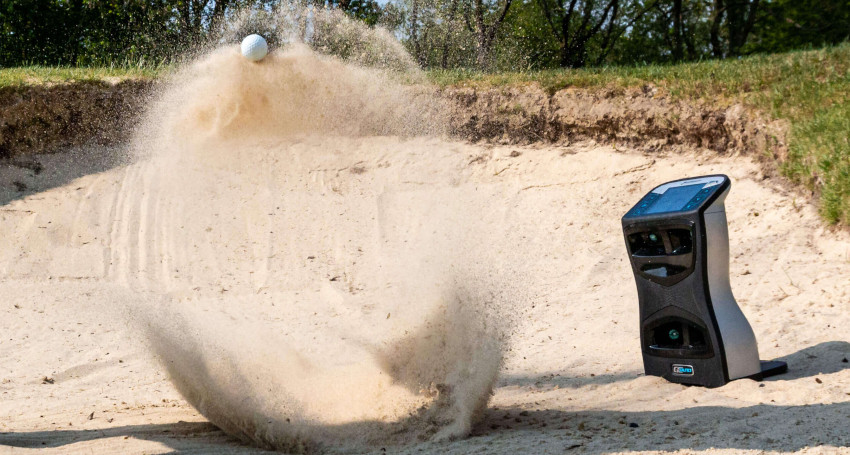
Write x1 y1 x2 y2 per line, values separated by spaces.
748 360 788 381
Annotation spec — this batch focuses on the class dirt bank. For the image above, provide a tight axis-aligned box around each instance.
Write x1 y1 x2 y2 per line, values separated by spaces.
0 80 153 159
444 85 787 167
0 81 786 167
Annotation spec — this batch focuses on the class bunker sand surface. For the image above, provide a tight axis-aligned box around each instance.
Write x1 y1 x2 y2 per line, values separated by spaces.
1 137 849 453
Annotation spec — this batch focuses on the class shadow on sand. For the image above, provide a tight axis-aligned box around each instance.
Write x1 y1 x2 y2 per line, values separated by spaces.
500 340 850 390
0 421 272 454
473 340 850 452
0 146 128 206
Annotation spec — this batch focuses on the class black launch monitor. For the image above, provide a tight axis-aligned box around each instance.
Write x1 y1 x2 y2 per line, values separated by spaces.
622 175 787 387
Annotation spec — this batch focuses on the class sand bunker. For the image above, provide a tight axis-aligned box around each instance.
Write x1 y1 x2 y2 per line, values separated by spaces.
2 134 850 454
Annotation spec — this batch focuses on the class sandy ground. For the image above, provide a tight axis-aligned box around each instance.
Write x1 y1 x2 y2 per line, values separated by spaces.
0 136 848 454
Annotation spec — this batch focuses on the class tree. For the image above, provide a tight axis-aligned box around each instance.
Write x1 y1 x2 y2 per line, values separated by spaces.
671 0 683 60
0 0 71 65
0 0 846 70
603 0 718 65
747 0 850 54
532 0 617 67
648 0 702 62
462 0 513 69
710 0 759 57
529 0 662 67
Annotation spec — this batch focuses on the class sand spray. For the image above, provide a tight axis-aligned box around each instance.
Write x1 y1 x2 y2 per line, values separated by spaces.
121 7 524 452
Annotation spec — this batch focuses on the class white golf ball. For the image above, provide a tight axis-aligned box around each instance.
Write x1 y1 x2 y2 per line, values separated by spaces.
241 34 268 62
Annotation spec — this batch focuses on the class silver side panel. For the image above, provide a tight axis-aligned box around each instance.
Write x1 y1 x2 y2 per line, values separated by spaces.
705 192 762 380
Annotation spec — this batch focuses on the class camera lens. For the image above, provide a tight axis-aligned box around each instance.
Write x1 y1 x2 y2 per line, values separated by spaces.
668 329 680 340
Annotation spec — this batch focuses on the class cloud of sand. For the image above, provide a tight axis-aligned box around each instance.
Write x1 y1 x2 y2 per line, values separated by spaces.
137 273 511 452
134 43 444 164
126 8 515 452
374 280 507 441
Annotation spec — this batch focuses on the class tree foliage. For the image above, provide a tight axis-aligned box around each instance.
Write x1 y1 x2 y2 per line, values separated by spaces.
0 0 847 69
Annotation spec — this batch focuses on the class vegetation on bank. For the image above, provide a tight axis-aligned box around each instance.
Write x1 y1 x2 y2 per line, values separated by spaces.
0 65 162 88
0 44 848 225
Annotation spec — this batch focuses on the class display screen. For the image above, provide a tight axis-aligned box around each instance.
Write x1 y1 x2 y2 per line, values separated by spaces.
644 184 704 214
623 175 727 218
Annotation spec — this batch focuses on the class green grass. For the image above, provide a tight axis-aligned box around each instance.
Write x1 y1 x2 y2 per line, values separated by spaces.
0 65 165 88
430 43 850 225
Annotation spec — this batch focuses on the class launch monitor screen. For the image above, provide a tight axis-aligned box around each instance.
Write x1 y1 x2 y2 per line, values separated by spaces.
644 184 705 214
625 176 726 218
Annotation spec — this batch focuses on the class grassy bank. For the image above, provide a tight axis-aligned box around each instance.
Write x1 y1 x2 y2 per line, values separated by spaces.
0 65 162 87
431 44 850 226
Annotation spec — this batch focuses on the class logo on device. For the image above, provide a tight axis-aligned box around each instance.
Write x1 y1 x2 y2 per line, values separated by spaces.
672 364 695 376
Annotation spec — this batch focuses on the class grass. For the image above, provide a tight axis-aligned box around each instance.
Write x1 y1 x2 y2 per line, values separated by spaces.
430 43 850 226
0 65 165 88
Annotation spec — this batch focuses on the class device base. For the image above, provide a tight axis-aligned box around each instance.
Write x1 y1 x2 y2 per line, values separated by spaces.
746 360 788 381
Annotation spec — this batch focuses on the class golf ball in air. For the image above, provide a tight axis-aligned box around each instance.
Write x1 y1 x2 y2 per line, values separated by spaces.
241 34 268 62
